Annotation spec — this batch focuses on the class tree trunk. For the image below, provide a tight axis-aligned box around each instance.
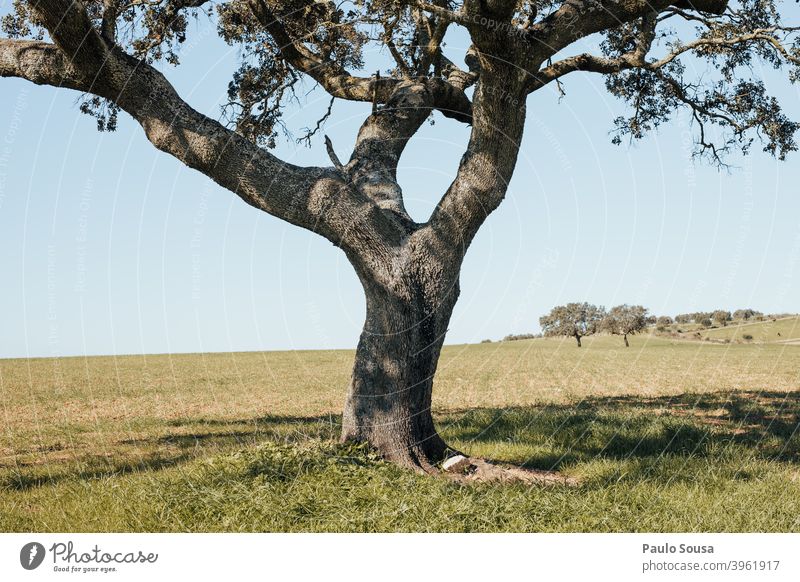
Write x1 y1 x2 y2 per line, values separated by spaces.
341 257 459 472
624 334 629 347
575 334 582 347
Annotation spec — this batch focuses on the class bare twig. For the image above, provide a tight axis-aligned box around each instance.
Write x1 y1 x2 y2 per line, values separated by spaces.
324 135 345 173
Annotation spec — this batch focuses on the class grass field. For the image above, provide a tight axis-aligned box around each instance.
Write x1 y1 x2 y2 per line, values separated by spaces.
698 316 800 344
2 335 799 532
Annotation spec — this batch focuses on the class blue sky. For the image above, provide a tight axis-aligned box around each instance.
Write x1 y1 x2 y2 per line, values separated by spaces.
1 12 799 358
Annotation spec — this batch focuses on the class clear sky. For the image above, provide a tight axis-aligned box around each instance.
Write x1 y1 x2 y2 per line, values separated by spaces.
1 12 799 359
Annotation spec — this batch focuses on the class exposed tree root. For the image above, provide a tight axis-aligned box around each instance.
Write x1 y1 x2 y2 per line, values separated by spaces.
442 456 579 486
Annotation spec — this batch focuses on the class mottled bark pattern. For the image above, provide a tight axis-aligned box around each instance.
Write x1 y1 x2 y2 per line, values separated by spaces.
342 251 459 469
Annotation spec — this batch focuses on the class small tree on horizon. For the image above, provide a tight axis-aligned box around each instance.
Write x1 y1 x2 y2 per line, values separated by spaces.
713 310 732 327
656 316 673 331
733 309 762 321
691 312 713 324
539 303 605 347
603 305 649 347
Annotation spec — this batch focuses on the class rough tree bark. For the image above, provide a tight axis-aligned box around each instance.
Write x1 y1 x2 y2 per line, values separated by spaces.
339 56 527 468
341 241 461 469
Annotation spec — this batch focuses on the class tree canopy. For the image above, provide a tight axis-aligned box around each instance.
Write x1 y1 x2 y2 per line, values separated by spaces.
602 304 649 346
713 309 733 325
539 302 605 346
3 1 800 170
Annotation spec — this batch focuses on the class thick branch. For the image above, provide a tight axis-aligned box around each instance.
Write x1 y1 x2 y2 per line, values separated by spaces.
246 0 380 103
346 80 441 223
526 0 690 62
531 25 800 92
247 0 472 124
7 0 410 263
530 13 657 91
0 39 86 91
426 65 527 257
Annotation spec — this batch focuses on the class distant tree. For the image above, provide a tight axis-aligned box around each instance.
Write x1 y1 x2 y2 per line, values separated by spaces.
692 312 712 323
501 333 539 342
656 316 673 331
713 310 732 327
733 309 763 321
675 314 692 324
539 303 605 347
603 305 649 347
699 317 713 328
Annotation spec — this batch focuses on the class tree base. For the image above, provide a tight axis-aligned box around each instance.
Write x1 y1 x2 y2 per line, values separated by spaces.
340 428 451 474
342 430 579 484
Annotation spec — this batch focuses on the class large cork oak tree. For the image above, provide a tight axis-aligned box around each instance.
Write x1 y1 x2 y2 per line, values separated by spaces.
2 0 798 470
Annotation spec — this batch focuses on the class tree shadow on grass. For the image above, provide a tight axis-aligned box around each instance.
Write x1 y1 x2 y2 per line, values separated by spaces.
1 414 340 491
124 414 340 447
3 390 798 490
438 390 800 471
2 454 196 491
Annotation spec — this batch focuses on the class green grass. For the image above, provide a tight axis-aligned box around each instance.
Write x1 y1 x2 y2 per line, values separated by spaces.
698 316 800 344
2 336 799 532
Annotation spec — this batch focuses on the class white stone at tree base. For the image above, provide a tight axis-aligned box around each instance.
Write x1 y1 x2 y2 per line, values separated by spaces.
442 455 471 473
